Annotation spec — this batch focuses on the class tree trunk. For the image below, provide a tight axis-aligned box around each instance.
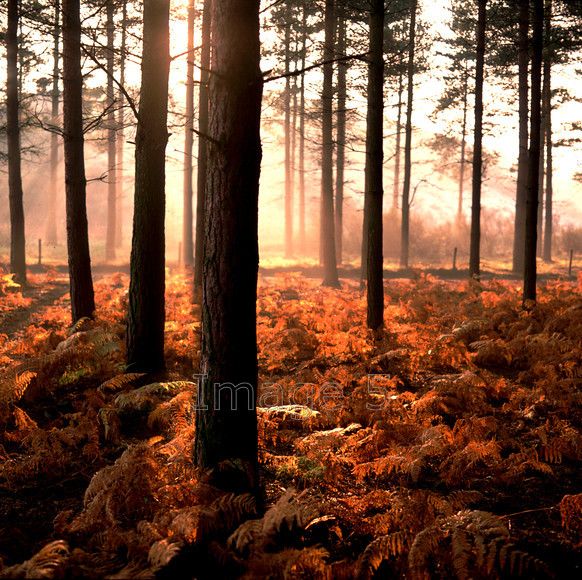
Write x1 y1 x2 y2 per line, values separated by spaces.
321 0 340 287
7 0 27 285
298 3 307 254
469 0 487 280
542 0 553 262
182 0 195 267
335 11 347 266
524 0 543 305
393 66 403 211
63 0 95 322
400 0 417 269
46 0 60 246
458 63 468 221
512 0 529 274
115 0 127 250
194 0 262 493
284 8 293 258
194 0 211 292
105 0 117 262
365 0 384 332
126 0 170 372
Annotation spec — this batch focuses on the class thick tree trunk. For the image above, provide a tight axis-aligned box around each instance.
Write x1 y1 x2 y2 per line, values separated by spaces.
194 0 211 292
524 0 543 305
105 0 117 262
182 0 196 267
512 0 529 274
115 0 127 250
126 0 170 372
335 11 347 266
46 0 60 246
400 0 417 269
63 0 95 321
7 0 27 285
194 0 262 492
365 0 384 332
469 0 487 279
321 0 340 287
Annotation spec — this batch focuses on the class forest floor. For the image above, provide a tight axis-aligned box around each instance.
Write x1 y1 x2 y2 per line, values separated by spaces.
0 267 581 578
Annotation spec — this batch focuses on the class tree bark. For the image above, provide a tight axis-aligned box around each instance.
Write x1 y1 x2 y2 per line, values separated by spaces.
321 0 340 287
284 7 293 258
182 0 196 267
46 0 60 247
63 0 95 322
298 2 307 254
194 0 262 493
512 0 529 274
115 0 127 250
365 0 384 332
335 11 347 266
469 0 487 280
524 0 543 305
458 63 468 221
126 0 170 372
542 0 553 263
105 0 117 262
393 67 403 211
400 0 417 269
7 0 27 285
194 0 211 292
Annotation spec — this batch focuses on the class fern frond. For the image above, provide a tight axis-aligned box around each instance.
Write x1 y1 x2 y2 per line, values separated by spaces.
148 538 182 570
0 540 69 579
0 371 37 405
98 373 147 393
357 530 413 579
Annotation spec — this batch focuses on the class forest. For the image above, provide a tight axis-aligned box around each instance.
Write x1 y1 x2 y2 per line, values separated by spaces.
1 0 582 578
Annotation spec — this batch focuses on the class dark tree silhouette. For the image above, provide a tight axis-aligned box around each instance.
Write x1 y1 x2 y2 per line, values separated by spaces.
469 0 487 279
321 0 340 288
7 0 27 286
400 0 417 269
524 0 544 305
335 8 347 265
194 0 211 293
512 0 529 274
62 0 95 322
194 0 263 492
182 0 195 268
365 0 384 332
126 0 170 372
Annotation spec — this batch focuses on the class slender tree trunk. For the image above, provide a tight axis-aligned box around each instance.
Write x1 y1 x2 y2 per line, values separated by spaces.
182 0 195 267
105 0 117 262
469 0 487 279
63 0 95 321
335 11 347 266
298 3 307 254
458 64 468 221
365 0 384 332
400 0 417 269
194 0 211 292
543 19 553 262
116 0 127 250
7 0 27 285
542 0 553 262
512 0 529 274
537 89 546 256
194 0 262 493
46 0 60 246
126 0 170 372
321 0 340 287
524 0 543 305
393 67 403 211
284 9 293 258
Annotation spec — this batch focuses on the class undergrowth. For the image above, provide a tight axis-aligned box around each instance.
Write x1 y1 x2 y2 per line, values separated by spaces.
0 270 581 578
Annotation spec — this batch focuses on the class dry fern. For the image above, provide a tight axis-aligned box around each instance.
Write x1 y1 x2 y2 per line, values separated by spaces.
0 540 69 579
